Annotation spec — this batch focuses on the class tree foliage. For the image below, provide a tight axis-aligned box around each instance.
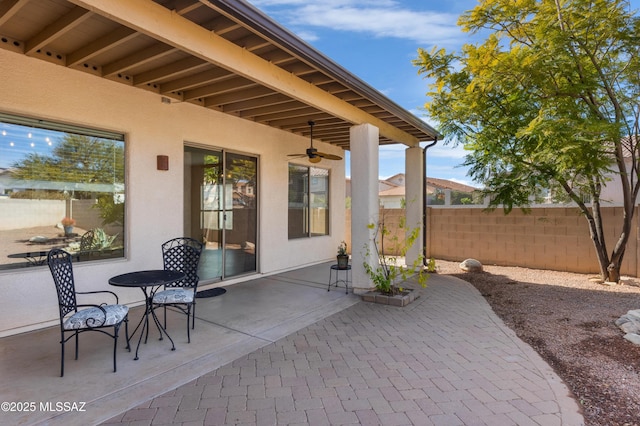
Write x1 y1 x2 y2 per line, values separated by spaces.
415 0 640 282
11 133 125 225
11 134 124 197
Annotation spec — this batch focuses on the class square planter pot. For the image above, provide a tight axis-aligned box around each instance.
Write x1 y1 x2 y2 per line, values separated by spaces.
361 292 376 303
362 289 417 307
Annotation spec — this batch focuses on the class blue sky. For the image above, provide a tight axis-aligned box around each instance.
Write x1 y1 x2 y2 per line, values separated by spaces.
247 0 483 186
249 0 640 188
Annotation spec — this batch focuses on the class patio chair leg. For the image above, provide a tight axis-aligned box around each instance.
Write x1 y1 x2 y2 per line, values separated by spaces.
74 331 79 360
186 304 191 344
192 301 196 329
60 334 65 377
160 306 167 341
124 316 131 351
113 325 119 373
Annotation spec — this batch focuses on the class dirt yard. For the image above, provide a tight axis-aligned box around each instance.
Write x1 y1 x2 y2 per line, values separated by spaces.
0 225 84 267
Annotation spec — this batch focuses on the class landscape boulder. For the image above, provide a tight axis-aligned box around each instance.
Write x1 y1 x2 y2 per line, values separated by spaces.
29 236 49 243
459 258 483 273
615 309 640 346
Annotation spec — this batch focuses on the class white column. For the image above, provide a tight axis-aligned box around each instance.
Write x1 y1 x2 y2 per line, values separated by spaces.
350 123 379 293
405 145 424 268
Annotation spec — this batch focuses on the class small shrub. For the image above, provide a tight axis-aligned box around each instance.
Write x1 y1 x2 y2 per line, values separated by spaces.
363 209 427 295
426 258 438 273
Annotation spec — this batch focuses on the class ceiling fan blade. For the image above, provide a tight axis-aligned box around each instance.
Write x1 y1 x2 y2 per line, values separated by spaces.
316 152 343 161
287 121 340 163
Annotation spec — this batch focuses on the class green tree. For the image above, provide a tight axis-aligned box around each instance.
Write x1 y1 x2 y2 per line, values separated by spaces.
415 0 640 283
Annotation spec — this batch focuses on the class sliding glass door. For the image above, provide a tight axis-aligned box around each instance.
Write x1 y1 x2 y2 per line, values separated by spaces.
184 146 257 281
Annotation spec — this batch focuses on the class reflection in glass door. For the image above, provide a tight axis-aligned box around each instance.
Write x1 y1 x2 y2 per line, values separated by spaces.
184 146 257 281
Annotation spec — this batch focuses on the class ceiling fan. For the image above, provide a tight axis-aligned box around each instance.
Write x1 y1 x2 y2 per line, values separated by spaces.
288 120 342 163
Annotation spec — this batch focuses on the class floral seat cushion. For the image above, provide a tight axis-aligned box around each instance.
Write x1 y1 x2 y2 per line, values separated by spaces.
63 304 128 330
153 288 194 304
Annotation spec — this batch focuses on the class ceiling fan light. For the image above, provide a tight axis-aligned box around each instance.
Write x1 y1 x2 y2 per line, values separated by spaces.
309 156 321 163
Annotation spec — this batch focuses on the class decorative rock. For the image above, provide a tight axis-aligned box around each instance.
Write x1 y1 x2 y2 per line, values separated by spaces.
618 322 637 334
459 258 483 272
616 309 640 346
625 310 640 321
29 236 49 243
624 333 640 345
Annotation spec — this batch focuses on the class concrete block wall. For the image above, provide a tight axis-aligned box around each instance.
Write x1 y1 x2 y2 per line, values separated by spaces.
426 206 638 276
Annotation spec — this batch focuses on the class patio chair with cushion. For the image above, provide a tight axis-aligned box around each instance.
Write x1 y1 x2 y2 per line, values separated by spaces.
47 248 129 377
79 229 95 252
153 237 203 343
80 229 94 252
74 229 95 261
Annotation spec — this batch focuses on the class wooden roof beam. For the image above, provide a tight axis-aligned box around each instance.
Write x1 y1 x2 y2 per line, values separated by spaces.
25 6 93 55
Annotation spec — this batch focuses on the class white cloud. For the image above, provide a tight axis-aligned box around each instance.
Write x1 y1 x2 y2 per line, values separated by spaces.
428 142 467 160
377 140 468 163
248 0 464 46
293 30 319 42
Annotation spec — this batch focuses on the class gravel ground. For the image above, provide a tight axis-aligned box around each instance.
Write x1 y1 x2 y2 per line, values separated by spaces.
0 225 81 267
435 259 640 426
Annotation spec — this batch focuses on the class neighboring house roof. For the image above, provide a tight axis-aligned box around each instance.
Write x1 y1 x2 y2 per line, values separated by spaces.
426 177 477 193
0 0 440 149
379 186 406 197
379 174 477 193
378 180 399 192
384 173 406 187
375 174 478 198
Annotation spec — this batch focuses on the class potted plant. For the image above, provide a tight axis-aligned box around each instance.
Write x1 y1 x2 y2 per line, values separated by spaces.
336 240 349 269
61 217 76 236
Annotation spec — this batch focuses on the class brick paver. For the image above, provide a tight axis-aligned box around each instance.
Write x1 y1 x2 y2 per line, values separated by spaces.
102 276 583 426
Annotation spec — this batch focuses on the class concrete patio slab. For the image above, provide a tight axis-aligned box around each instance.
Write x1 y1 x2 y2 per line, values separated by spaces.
0 262 358 426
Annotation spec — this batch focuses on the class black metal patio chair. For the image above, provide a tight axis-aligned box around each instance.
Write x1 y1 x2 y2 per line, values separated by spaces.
47 248 129 377
152 237 203 343
79 229 95 252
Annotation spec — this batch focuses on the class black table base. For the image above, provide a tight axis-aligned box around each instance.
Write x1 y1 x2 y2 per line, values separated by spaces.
109 270 185 360
128 286 175 360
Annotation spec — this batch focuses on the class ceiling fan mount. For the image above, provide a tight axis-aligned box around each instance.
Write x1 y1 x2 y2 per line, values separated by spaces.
288 120 342 163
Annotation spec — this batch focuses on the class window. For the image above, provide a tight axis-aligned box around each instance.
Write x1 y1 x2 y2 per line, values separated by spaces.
0 113 125 270
288 164 329 239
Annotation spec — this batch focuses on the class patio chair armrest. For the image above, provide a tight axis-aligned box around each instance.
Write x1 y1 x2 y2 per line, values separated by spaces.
76 290 120 304
73 303 109 328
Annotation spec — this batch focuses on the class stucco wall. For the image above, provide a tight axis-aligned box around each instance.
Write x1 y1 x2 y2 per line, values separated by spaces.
0 49 345 336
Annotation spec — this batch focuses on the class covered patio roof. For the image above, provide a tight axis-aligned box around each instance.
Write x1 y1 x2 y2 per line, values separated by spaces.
0 0 439 149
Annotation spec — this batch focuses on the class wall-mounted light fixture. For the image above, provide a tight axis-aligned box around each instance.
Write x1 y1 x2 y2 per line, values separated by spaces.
157 155 169 171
